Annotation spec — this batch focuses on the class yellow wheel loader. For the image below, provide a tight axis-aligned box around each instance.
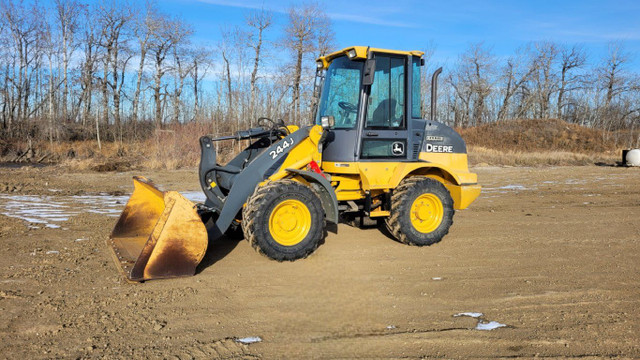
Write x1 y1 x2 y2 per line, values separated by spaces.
108 46 481 281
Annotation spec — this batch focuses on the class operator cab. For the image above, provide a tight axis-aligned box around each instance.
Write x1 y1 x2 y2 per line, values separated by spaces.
314 47 426 162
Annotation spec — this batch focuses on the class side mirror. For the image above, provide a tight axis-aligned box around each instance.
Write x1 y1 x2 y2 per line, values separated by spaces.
320 116 335 129
363 58 376 86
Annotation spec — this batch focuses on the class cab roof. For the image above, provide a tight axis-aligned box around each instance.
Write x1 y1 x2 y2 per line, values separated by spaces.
316 46 424 69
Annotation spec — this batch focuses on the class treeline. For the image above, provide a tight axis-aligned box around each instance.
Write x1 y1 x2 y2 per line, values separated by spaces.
0 0 333 148
1 0 639 151
429 41 640 146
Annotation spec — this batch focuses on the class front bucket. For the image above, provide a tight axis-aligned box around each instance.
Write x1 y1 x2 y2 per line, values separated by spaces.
108 176 208 282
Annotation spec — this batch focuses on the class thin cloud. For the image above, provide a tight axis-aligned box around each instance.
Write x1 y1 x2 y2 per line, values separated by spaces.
327 12 417 28
557 29 640 42
195 0 417 28
195 0 271 11
519 19 640 43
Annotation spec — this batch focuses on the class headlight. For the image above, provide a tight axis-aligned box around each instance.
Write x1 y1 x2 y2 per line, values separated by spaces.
316 60 324 69
320 116 335 129
347 49 357 59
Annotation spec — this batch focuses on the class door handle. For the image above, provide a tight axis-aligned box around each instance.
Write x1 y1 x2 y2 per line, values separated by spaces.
366 132 378 136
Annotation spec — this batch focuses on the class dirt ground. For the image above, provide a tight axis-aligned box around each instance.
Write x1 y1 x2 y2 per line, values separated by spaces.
0 164 638 359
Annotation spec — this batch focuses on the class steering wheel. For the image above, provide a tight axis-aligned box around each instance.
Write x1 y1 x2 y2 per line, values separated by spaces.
338 101 358 113
257 117 289 138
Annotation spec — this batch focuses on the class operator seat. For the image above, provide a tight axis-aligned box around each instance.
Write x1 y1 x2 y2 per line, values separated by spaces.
370 98 397 127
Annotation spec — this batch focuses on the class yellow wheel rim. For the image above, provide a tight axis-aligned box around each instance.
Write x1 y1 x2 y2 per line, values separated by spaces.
410 194 444 233
268 199 312 246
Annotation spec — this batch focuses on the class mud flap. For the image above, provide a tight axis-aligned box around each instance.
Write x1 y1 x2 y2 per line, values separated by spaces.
108 176 208 282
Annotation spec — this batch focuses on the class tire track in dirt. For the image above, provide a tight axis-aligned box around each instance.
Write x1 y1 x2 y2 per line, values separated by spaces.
311 326 473 343
173 338 258 359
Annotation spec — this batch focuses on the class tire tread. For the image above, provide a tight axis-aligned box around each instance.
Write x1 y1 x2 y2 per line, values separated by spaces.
385 177 454 246
242 180 325 261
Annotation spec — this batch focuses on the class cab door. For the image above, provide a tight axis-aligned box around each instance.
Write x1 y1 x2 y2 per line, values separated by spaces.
317 56 364 163
359 54 409 161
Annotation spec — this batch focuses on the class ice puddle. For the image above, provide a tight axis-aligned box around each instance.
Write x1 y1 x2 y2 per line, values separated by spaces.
454 312 507 331
0 190 206 229
235 336 262 344
475 321 507 330
482 184 532 193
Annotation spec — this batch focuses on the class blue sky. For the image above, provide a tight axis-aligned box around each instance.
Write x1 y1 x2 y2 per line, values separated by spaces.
154 0 640 69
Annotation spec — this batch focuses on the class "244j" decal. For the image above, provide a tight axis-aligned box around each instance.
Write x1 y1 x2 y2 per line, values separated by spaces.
269 138 294 159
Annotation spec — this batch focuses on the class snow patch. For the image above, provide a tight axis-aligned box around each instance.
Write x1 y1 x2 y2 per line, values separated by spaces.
453 312 508 331
0 193 127 228
482 184 535 194
1 190 208 228
454 312 483 318
181 191 207 203
235 336 262 344
475 321 507 331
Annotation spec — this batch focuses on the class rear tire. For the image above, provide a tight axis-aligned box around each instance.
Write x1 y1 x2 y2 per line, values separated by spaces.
242 180 325 261
386 177 454 246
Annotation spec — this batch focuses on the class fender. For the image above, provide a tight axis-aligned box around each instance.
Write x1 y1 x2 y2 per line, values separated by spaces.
391 159 479 187
400 163 481 210
286 168 339 226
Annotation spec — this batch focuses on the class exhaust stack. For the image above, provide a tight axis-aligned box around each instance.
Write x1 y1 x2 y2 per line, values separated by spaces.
430 67 443 121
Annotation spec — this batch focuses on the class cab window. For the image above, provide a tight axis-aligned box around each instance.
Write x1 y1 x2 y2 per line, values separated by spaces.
412 57 421 118
315 56 363 129
365 55 405 129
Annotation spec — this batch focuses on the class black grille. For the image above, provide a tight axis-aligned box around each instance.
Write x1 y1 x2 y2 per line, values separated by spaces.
412 143 420 160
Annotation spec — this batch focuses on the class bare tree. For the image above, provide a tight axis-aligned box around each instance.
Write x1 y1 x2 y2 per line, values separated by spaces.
452 43 494 126
77 6 99 129
0 0 42 132
131 2 156 124
531 41 559 119
596 42 634 136
54 0 81 123
282 3 333 124
42 18 58 146
218 27 235 126
598 42 631 108
98 2 133 140
556 44 586 119
448 71 472 127
95 1 132 139
245 9 272 121
497 46 537 121
418 44 435 119
190 48 211 122
148 15 191 127
170 41 194 123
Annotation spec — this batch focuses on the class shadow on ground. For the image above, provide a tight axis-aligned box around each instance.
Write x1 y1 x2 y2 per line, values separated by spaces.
196 235 241 274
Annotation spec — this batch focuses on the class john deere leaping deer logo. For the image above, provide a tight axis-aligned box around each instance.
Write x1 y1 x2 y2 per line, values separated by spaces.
392 142 404 156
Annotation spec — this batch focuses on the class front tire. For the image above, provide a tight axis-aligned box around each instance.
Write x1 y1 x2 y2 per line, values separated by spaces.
242 180 325 261
386 177 454 246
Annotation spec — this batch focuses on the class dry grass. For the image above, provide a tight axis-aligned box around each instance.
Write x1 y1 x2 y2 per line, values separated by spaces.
57 128 241 171
459 119 630 166
2 119 632 170
13 122 229 171
468 146 619 167
458 118 622 153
